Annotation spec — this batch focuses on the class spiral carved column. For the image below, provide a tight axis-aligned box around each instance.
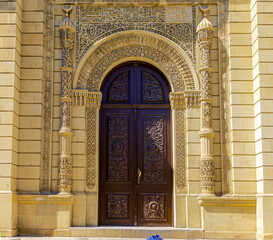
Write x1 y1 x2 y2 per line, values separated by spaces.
58 7 75 194
197 15 215 195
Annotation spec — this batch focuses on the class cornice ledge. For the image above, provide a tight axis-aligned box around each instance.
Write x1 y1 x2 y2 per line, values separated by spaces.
198 195 256 207
17 194 74 205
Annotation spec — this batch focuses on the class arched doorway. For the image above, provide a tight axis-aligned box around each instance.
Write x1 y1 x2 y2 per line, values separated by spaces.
99 62 172 226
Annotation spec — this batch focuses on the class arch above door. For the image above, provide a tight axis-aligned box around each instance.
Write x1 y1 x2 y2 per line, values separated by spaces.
73 30 200 92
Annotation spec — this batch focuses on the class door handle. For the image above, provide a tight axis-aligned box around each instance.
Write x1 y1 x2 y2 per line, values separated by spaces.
137 168 142 184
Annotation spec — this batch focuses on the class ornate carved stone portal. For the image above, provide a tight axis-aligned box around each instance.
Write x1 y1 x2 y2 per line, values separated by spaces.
197 7 215 195
69 3 201 226
58 7 76 194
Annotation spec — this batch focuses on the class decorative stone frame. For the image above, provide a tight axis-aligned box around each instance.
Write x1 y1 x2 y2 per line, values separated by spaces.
72 31 200 226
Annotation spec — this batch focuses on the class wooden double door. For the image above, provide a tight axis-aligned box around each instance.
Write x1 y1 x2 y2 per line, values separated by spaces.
99 63 172 226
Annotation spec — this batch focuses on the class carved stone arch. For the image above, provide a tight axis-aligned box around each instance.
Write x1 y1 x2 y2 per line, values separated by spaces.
71 31 201 216
73 30 199 92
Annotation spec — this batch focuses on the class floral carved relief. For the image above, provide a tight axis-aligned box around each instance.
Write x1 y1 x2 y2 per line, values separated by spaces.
107 114 129 182
108 72 129 102
142 71 164 103
76 5 196 64
76 33 197 92
86 108 97 190
41 0 54 192
143 116 165 183
175 109 186 189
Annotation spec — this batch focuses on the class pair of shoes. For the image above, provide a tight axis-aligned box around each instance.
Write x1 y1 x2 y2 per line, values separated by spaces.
147 235 163 240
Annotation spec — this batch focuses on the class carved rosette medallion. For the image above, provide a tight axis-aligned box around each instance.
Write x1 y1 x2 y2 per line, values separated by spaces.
197 8 215 195
143 194 165 220
169 92 186 190
58 6 75 194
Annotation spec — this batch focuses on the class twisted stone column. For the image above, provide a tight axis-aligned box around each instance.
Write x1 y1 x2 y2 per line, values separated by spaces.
58 7 75 194
197 15 215 195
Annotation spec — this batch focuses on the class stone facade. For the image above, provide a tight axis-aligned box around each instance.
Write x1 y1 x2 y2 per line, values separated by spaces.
0 0 273 239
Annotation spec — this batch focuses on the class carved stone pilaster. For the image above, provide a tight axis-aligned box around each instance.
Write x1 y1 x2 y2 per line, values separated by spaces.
197 7 215 195
40 0 54 193
58 6 75 194
169 92 186 190
86 92 102 190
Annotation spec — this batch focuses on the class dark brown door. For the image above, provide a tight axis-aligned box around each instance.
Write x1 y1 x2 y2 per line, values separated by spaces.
99 63 172 226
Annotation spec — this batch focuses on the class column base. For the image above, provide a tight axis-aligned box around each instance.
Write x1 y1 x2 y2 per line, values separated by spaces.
0 192 17 237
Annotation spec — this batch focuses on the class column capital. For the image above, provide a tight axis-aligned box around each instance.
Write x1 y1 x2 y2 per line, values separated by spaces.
170 91 200 110
59 6 75 49
184 91 200 108
197 17 214 46
72 90 102 109
169 92 185 110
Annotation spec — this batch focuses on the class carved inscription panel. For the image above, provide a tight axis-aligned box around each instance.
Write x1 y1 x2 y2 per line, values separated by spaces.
76 5 196 64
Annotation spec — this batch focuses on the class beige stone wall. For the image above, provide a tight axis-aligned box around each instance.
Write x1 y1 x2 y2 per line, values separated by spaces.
17 0 45 193
250 0 273 238
228 0 256 195
0 0 22 236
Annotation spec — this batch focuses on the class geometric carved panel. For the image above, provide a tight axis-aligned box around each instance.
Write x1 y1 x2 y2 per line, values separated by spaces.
143 194 165 220
107 194 129 219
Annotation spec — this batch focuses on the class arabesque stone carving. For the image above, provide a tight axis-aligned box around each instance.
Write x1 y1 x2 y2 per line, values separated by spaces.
76 5 196 64
72 90 102 190
41 0 54 193
197 6 215 195
86 92 102 190
58 6 75 194
76 32 197 92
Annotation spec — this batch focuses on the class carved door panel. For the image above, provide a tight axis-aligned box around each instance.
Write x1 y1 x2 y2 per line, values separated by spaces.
99 62 172 226
136 110 172 226
99 109 135 225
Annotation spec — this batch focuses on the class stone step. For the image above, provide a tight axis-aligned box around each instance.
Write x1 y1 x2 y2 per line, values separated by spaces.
69 227 203 239
2 236 205 240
